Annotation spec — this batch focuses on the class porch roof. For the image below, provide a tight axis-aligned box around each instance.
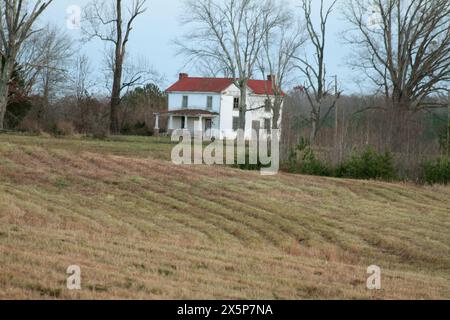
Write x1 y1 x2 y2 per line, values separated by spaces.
157 109 219 117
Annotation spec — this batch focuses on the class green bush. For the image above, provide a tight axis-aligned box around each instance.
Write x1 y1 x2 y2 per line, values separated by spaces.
288 138 331 176
421 157 450 185
5 99 32 129
336 146 396 180
438 125 450 154
299 147 332 176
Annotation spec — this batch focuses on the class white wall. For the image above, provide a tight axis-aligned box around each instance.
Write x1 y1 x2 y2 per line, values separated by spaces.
168 92 221 112
219 84 276 140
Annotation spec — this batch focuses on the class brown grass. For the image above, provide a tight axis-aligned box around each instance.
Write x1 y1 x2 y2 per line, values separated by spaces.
0 134 449 299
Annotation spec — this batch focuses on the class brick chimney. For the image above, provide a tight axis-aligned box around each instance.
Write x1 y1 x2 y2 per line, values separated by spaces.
179 73 189 80
267 74 276 83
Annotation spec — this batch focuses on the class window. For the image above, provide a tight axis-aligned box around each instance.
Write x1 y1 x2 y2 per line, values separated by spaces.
264 119 271 133
233 97 239 110
264 99 271 112
207 96 213 110
232 117 239 131
182 96 188 109
205 119 212 131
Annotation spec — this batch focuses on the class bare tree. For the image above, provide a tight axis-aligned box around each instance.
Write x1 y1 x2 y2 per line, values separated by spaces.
68 54 103 133
259 14 307 129
70 54 94 103
295 0 341 145
177 0 287 130
83 0 147 134
102 50 161 98
0 0 54 129
343 0 450 111
33 25 74 117
16 32 44 96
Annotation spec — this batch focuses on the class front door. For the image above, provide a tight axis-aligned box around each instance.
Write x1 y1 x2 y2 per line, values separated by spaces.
205 119 212 137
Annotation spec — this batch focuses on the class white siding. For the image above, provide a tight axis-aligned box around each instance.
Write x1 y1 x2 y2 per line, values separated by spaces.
168 92 221 112
218 84 276 140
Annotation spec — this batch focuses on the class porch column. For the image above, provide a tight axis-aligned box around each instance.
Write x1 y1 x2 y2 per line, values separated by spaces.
198 116 203 131
184 116 188 131
154 113 160 136
168 115 174 131
194 116 203 140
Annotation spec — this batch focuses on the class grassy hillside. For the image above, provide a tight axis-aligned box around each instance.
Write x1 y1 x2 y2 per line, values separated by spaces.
0 134 449 299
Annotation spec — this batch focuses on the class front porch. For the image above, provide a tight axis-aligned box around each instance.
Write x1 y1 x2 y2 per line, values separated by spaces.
154 109 219 138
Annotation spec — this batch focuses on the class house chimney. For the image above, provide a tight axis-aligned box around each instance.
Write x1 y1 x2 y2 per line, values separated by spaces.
179 73 188 80
267 74 276 82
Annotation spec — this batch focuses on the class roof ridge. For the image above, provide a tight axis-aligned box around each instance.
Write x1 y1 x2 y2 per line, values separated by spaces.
166 77 280 95
177 77 270 81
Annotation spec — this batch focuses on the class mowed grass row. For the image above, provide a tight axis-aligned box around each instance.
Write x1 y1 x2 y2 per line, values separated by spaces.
0 134 449 299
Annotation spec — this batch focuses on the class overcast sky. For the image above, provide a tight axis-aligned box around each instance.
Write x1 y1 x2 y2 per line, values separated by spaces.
40 0 359 93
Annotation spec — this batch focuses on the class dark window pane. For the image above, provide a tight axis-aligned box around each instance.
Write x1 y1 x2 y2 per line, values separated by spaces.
207 96 213 109
233 97 239 109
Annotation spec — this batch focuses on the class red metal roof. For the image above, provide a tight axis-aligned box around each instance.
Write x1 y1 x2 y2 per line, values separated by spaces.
166 76 281 96
166 77 233 93
248 80 279 96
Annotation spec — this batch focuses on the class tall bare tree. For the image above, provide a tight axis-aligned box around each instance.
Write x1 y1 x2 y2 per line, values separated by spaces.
177 0 287 130
343 0 450 111
259 14 307 130
0 0 53 130
70 54 94 103
83 0 147 134
296 0 341 145
34 26 74 114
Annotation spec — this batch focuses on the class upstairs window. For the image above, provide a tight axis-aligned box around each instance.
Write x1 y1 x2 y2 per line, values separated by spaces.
207 96 213 110
233 97 239 110
182 96 188 109
232 117 239 131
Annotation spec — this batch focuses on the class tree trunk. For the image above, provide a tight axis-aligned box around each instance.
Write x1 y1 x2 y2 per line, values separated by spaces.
272 95 282 130
0 94 7 130
109 0 124 135
238 82 247 131
110 50 124 135
0 61 13 130
309 110 319 145
389 93 411 152
110 65 122 134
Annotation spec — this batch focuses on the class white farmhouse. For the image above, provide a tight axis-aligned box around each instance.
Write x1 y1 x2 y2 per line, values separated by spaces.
155 73 282 140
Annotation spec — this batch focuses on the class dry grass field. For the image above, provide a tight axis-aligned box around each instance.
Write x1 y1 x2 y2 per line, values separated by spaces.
0 133 449 299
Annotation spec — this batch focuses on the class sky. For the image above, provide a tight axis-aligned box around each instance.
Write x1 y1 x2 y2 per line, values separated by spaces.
40 0 359 93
